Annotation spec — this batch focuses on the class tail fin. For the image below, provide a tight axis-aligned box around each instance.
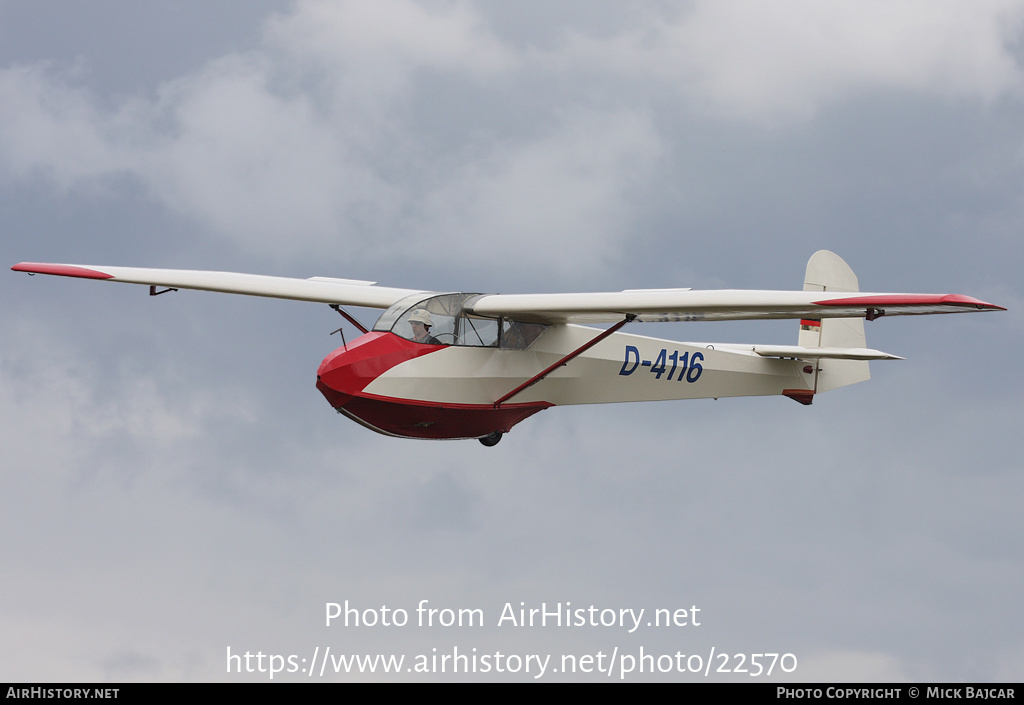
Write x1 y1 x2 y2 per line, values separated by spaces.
799 251 871 395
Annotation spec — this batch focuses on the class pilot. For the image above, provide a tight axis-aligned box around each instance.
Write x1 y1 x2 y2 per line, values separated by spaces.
408 309 440 345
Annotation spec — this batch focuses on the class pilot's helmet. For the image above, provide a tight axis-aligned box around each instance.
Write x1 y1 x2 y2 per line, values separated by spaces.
408 309 432 327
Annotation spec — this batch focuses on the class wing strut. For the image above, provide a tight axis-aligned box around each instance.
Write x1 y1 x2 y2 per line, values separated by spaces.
330 304 369 334
494 315 635 407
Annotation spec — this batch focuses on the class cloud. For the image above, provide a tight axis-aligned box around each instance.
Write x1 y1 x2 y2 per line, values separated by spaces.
0 1 511 257
0 1 650 276
789 650 914 681
1 0 1021 273
0 64 132 187
410 109 662 277
265 0 519 85
557 0 1024 121
2 1 1023 683
0 318 259 482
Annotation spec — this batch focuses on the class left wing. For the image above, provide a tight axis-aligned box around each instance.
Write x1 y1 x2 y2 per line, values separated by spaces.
466 289 1005 324
11 262 428 309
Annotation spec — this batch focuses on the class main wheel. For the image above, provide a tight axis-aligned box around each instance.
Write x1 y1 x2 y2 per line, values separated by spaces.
478 431 502 447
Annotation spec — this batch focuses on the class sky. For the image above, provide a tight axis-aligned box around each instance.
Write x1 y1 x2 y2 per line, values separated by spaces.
2 0 1023 683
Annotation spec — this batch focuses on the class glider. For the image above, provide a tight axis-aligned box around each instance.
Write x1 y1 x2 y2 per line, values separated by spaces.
12 251 1003 446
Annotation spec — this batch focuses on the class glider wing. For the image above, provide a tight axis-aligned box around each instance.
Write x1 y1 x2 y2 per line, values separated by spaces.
466 289 1004 324
11 262 427 309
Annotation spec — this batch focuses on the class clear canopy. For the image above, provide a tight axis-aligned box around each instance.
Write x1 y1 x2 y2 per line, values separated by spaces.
373 293 548 350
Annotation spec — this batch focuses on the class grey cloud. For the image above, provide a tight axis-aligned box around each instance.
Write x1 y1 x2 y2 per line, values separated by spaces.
2 0 1022 683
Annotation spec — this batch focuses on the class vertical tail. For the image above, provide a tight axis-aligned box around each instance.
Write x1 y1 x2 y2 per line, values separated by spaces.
799 251 871 395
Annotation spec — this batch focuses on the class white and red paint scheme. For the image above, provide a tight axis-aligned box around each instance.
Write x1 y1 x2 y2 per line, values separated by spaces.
12 252 1003 446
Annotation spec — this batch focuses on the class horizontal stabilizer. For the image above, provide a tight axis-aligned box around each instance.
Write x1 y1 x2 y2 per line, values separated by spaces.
749 345 903 361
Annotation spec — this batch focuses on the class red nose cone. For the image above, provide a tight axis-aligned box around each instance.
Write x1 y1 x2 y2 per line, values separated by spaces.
316 332 437 402
315 332 550 440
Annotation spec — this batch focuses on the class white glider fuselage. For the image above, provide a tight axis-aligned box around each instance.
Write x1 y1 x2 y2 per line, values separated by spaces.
356 325 811 407
313 317 824 441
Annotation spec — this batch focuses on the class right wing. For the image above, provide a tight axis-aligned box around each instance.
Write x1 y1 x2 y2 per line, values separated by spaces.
466 289 1005 324
11 262 428 309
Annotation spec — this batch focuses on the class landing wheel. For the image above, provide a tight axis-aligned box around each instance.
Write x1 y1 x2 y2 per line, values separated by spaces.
478 431 502 447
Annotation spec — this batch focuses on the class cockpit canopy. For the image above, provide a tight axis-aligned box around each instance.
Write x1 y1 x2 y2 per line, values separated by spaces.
373 293 548 350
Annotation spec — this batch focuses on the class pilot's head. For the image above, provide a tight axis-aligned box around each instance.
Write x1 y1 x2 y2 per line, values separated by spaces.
408 309 433 341
408 309 432 327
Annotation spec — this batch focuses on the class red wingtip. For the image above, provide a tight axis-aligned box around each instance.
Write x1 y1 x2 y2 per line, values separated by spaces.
12 263 114 279
814 294 1005 311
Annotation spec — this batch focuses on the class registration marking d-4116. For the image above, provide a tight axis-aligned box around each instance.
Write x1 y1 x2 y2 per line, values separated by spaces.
619 345 704 383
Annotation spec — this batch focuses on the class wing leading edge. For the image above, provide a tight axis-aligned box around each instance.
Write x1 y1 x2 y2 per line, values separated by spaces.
11 262 428 309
